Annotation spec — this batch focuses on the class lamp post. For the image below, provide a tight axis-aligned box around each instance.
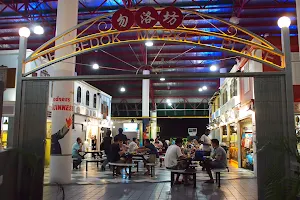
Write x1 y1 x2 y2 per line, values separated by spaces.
13 27 30 148
278 16 296 176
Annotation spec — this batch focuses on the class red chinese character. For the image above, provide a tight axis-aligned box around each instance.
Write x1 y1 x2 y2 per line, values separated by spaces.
112 8 134 31
135 7 158 29
159 7 183 29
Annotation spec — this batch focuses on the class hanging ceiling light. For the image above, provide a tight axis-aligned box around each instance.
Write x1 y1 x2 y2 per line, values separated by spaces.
92 64 99 69
210 65 218 72
33 25 44 35
160 77 165 81
168 102 172 106
198 88 203 92
145 41 153 47
120 87 126 92
202 86 208 90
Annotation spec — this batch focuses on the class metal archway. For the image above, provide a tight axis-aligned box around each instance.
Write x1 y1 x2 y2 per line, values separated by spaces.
23 7 284 77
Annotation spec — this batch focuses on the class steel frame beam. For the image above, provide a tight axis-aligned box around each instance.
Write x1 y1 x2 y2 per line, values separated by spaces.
22 72 286 81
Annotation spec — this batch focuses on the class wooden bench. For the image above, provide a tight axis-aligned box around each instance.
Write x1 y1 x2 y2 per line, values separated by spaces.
109 162 137 179
146 163 156 177
169 169 197 188
212 167 229 187
86 158 105 171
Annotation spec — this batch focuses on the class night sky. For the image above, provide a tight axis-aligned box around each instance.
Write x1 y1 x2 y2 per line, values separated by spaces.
157 118 209 139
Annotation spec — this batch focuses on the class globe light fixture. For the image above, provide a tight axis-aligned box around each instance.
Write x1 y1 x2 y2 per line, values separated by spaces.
166 99 171 103
92 63 99 69
160 77 165 81
168 102 172 107
145 41 153 47
33 25 44 35
202 86 208 90
198 88 203 92
210 65 218 72
277 16 291 28
19 27 31 38
120 87 126 92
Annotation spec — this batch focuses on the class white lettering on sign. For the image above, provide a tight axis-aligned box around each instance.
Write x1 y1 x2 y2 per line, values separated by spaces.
117 14 129 27
140 11 155 24
163 11 179 25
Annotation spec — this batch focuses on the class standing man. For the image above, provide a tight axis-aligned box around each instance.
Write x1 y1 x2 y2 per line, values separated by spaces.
72 137 83 169
200 130 212 156
200 130 212 170
204 139 227 184
115 128 128 144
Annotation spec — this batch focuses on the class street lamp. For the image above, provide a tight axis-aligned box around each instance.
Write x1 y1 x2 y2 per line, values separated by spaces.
14 26 43 149
277 16 291 28
19 27 31 38
277 16 295 179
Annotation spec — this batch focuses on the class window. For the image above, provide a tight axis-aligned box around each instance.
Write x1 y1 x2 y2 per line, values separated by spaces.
93 94 97 108
77 87 81 103
222 89 228 105
86 91 90 106
230 78 237 98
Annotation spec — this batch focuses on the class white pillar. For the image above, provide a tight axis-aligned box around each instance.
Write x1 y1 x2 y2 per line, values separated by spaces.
150 110 157 139
142 70 150 141
142 70 150 117
219 68 226 86
50 0 78 184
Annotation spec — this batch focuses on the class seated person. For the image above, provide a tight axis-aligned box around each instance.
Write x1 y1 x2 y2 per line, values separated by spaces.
72 137 83 169
128 138 139 154
138 139 158 175
109 136 126 174
165 138 189 184
204 139 227 184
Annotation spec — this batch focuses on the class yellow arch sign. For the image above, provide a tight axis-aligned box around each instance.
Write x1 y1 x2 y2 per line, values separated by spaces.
24 8 284 77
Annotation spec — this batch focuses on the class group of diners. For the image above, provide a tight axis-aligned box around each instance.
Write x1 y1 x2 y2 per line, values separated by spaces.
71 128 228 184
165 135 227 185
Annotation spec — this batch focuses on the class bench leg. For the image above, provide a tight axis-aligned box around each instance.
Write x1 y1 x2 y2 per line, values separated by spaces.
86 162 88 171
160 159 162 167
152 166 155 177
193 173 196 188
218 172 221 187
136 162 139 172
112 166 115 176
97 162 99 168
129 167 132 179
171 172 174 187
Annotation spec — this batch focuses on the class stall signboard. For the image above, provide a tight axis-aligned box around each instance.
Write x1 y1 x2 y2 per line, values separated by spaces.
295 102 300 113
112 6 183 31
188 128 197 136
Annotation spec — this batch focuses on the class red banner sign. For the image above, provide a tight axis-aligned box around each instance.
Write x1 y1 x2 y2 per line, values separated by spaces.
112 6 182 31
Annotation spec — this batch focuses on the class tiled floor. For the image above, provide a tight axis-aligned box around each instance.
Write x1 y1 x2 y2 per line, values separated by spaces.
43 162 257 200
44 162 255 185
43 179 258 200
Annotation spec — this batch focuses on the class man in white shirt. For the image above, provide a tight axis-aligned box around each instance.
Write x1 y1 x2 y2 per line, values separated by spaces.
128 138 139 153
200 130 212 155
165 138 187 184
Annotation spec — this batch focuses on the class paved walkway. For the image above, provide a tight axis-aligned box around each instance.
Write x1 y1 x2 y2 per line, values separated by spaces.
43 179 258 200
44 162 255 184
